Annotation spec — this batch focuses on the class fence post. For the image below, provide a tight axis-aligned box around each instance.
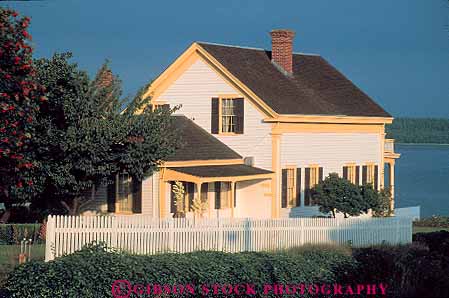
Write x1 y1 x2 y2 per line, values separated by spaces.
300 218 304 246
168 219 174 252
111 215 117 248
45 215 55 262
218 219 223 251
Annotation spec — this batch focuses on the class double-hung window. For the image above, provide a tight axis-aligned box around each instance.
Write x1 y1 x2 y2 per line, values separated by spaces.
221 99 237 133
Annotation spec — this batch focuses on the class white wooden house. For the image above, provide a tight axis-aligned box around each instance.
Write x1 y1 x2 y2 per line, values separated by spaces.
84 29 400 219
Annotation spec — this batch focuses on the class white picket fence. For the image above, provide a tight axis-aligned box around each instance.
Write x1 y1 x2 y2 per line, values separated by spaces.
45 215 412 261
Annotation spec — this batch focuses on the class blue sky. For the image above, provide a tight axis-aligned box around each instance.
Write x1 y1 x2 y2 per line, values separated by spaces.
5 0 449 117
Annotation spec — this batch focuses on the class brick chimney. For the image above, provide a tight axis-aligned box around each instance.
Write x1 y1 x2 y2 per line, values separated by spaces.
270 29 295 74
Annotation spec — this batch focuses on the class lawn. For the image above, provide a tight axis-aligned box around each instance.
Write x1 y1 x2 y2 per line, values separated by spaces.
0 244 45 286
413 226 449 234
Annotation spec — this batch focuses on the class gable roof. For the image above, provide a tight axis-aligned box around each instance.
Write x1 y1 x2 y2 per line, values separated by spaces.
197 42 391 118
167 115 242 162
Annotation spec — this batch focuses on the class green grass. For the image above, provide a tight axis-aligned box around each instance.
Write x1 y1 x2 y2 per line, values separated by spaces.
0 244 45 286
413 226 449 234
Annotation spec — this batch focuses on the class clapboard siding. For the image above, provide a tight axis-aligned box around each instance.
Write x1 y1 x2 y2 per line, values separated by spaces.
158 58 272 169
280 132 381 217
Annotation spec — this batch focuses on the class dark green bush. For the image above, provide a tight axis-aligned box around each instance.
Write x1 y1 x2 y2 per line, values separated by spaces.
5 244 355 298
413 231 449 255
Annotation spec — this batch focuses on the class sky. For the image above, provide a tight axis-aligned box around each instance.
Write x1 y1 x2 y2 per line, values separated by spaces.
4 0 449 118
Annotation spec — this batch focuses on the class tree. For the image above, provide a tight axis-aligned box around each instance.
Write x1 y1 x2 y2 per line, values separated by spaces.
312 173 391 218
0 8 45 222
32 53 180 215
311 173 363 218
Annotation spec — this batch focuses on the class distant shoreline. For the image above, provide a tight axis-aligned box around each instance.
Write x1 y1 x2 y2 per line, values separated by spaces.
397 143 449 146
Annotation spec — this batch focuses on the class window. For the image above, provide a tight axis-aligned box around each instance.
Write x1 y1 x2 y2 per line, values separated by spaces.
286 168 296 207
366 164 375 184
152 103 170 112
304 166 323 206
281 167 300 208
214 182 231 209
221 98 237 133
116 173 133 213
211 97 244 134
343 164 358 184
362 164 379 190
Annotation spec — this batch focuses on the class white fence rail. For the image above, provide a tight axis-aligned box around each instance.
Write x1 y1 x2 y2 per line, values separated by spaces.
395 206 421 220
45 215 412 261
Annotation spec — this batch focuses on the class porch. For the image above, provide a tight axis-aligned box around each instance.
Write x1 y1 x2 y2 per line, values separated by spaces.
159 164 275 219
384 138 401 210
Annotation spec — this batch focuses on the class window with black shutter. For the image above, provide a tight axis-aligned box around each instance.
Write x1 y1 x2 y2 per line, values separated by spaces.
343 164 357 184
108 173 142 214
281 167 301 208
304 166 323 206
211 97 244 134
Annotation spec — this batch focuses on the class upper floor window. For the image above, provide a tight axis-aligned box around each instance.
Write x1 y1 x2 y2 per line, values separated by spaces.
211 97 244 135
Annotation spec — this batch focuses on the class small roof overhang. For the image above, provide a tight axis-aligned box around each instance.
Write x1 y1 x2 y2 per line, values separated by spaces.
162 164 274 184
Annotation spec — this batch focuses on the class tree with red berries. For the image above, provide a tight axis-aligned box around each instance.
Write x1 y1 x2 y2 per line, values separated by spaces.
0 8 45 222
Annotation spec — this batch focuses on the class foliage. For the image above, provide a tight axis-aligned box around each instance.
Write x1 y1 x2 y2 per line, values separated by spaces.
0 223 42 244
353 234 449 298
312 173 390 218
191 194 208 218
0 8 45 218
172 181 185 218
386 117 449 144
5 243 354 298
31 54 180 214
414 216 449 228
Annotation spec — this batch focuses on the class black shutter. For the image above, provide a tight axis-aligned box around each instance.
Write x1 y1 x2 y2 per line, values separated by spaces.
281 169 288 208
374 165 379 190
147 104 153 112
319 167 324 182
355 166 360 185
214 182 221 209
343 166 348 180
211 98 219 134
132 178 142 214
170 182 176 213
235 98 244 134
362 166 368 185
107 176 116 213
295 168 301 207
304 168 311 206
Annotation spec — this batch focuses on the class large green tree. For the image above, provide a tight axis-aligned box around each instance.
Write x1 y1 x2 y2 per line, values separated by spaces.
0 8 45 222
312 173 391 218
32 53 180 215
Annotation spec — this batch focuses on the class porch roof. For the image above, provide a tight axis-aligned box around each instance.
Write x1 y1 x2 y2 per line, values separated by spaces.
164 164 274 183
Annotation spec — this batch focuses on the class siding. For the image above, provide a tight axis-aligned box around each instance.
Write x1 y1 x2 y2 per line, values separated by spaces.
158 58 272 169
280 132 381 217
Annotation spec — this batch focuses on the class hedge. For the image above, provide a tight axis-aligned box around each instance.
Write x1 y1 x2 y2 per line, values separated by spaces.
413 216 449 228
5 244 355 298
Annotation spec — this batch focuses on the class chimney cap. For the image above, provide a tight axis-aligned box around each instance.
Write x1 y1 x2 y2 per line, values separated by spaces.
270 29 295 37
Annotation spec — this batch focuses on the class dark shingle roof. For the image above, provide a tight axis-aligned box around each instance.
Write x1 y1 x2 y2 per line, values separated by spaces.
167 115 242 162
198 42 391 117
168 164 272 178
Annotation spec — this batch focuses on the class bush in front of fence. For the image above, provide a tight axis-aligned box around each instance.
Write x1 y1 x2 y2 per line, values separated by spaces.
5 243 356 298
413 216 449 228
352 240 449 298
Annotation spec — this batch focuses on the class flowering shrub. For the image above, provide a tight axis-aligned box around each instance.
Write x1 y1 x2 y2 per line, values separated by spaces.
0 8 45 210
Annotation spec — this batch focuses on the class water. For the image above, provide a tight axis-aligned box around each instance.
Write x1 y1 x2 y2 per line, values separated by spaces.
395 144 449 217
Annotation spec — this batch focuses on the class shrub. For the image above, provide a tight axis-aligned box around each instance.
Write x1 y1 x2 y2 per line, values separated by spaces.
5 244 355 298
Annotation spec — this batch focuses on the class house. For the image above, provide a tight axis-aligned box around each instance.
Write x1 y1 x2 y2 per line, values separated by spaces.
86 29 400 219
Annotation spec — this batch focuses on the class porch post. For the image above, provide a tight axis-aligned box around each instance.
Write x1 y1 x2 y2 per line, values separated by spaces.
196 182 202 217
271 132 281 218
159 169 167 218
230 181 235 218
389 160 395 213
